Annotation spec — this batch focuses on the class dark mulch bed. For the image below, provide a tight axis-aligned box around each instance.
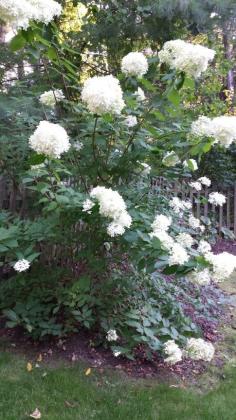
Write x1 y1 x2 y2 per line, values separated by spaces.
0 239 235 380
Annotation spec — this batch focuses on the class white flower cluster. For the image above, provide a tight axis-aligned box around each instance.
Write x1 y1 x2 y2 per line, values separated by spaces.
205 251 236 282
198 240 211 255
169 197 192 215
121 52 148 77
191 115 236 147
187 268 212 286
39 89 65 107
135 87 146 101
150 214 174 249
151 214 172 232
163 340 182 364
176 232 194 249
183 159 198 171
162 151 180 167
168 242 189 266
14 259 30 272
198 176 211 187
81 75 125 115
106 329 118 342
191 116 213 138
159 40 215 79
208 192 226 206
189 181 202 191
185 338 215 361
29 121 70 159
188 215 201 229
189 176 211 192
125 115 138 128
0 0 62 29
164 338 215 365
85 186 132 237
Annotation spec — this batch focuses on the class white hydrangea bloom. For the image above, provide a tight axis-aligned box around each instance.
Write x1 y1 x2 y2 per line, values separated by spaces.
169 197 192 214
81 75 125 115
191 115 236 147
189 181 202 191
150 230 174 249
159 40 215 79
14 259 30 272
205 251 236 281
191 116 213 137
0 0 62 29
208 192 226 206
185 338 215 361
29 121 70 159
121 52 148 77
107 222 125 237
198 176 211 187
189 215 201 229
106 329 118 342
140 162 151 176
39 89 65 107
113 350 121 357
211 116 236 147
198 240 211 255
151 214 172 232
168 243 189 266
162 151 180 167
163 340 182 364
176 232 194 248
89 186 132 237
183 159 198 171
135 87 146 101
125 115 138 127
82 199 95 214
187 268 211 286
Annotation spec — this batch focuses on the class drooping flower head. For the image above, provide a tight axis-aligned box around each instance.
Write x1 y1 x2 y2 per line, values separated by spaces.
89 186 132 237
29 121 70 159
121 52 148 77
187 268 211 286
39 89 65 107
159 40 215 79
191 115 236 147
205 251 236 281
163 340 182 364
185 338 215 361
81 75 125 115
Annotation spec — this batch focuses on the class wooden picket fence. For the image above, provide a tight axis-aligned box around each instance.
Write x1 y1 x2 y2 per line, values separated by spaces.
151 177 236 235
1 175 236 235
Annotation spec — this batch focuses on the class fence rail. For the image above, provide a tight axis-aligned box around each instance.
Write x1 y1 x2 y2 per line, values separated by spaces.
151 177 236 235
1 175 236 235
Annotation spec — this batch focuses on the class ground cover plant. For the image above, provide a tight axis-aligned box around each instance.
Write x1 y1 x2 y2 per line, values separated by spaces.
1 0 236 372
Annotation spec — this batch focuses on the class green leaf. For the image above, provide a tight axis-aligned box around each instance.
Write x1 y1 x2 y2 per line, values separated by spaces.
10 33 26 51
167 89 181 106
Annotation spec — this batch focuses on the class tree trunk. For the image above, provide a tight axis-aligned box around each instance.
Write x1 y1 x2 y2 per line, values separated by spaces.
223 27 235 109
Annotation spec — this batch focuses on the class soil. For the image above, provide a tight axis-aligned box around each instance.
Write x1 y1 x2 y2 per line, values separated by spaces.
0 239 235 381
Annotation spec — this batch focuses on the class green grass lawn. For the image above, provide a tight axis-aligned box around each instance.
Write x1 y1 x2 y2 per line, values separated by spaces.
1 351 236 420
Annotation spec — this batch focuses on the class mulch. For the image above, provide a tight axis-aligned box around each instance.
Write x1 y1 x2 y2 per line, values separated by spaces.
0 239 235 380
